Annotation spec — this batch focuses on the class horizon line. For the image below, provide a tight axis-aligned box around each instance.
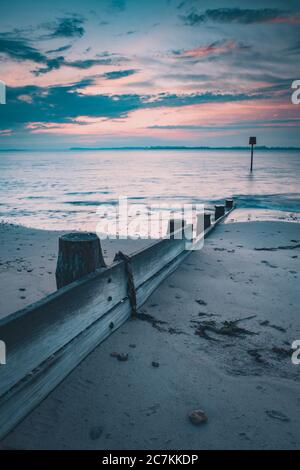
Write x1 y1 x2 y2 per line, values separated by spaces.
0 145 300 152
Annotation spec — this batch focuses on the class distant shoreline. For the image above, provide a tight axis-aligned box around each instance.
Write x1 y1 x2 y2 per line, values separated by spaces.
0 146 300 152
70 146 300 151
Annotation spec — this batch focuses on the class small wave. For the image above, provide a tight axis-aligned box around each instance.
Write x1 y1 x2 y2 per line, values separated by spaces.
127 196 146 201
65 191 111 196
233 193 300 213
26 196 53 200
65 199 118 206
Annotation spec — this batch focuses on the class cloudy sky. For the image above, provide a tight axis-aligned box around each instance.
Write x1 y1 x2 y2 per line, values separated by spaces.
0 0 299 148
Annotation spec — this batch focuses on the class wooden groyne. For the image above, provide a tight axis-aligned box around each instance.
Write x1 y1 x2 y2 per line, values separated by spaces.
0 201 235 439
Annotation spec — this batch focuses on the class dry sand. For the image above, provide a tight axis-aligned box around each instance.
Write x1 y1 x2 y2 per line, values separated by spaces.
0 219 299 449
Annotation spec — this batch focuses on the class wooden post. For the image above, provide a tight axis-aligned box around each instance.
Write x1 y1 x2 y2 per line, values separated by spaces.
215 205 225 220
167 219 185 239
249 136 256 172
250 144 254 171
225 199 234 210
56 232 106 289
204 212 211 230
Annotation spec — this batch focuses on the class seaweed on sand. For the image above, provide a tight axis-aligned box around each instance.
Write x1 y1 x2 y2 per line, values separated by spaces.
194 315 257 340
136 312 167 331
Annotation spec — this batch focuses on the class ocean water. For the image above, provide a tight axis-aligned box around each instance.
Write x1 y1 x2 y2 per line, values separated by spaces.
0 149 299 231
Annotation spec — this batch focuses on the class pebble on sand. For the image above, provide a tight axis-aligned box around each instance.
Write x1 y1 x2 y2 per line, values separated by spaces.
188 409 208 425
89 426 103 440
110 352 128 361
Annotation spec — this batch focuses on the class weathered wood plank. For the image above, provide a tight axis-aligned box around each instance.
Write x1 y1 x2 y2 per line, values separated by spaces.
0 263 127 396
0 228 190 393
0 299 132 438
0 238 190 438
130 229 188 287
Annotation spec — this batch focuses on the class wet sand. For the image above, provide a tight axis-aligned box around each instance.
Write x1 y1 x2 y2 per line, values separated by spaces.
0 219 299 449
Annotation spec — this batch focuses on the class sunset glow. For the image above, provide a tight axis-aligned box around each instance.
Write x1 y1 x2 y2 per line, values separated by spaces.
0 0 299 148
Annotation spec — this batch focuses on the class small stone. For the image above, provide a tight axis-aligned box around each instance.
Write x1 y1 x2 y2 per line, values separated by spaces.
152 361 159 368
110 352 128 361
89 426 103 440
266 410 290 422
188 409 208 425
117 353 128 362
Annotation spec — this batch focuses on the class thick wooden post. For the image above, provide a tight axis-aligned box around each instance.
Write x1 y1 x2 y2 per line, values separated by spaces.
56 232 106 289
215 205 225 220
167 219 185 239
225 199 234 210
204 212 211 230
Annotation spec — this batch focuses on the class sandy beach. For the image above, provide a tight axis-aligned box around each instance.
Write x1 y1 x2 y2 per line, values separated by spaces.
0 217 299 449
1 0 300 459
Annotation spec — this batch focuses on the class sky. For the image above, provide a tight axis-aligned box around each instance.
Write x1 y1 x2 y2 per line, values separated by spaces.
0 0 300 149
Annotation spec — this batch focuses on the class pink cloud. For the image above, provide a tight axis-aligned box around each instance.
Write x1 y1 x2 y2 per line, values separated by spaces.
177 41 237 59
25 98 298 143
268 14 300 25
0 129 12 135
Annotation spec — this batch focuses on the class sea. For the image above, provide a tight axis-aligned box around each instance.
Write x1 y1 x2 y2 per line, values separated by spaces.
0 149 299 232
